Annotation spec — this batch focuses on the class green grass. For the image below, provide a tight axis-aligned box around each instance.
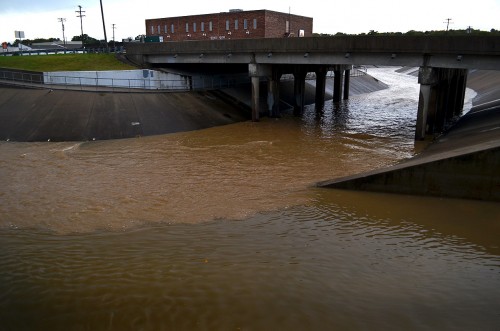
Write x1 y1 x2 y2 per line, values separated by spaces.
0 53 136 72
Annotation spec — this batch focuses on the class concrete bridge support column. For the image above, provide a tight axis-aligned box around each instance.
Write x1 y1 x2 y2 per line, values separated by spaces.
446 69 460 121
333 65 351 102
453 69 468 116
293 69 307 115
267 69 282 117
333 66 344 103
344 66 351 100
251 76 260 121
315 66 328 109
436 68 468 130
416 67 469 140
249 63 273 122
416 67 439 140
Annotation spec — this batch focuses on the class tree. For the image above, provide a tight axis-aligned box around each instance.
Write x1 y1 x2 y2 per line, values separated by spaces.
12 38 59 46
71 34 99 44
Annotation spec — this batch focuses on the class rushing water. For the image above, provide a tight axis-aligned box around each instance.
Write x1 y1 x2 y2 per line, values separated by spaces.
1 68 499 330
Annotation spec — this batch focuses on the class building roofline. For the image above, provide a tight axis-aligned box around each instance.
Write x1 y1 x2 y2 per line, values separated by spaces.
146 9 313 22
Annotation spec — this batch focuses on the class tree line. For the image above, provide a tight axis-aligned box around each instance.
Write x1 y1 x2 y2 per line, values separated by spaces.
313 28 500 37
6 28 499 46
7 34 144 47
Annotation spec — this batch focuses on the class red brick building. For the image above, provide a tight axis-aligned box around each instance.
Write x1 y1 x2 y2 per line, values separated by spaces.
145 9 313 42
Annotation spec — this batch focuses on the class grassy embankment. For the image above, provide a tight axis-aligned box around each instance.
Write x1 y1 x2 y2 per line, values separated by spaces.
0 53 135 71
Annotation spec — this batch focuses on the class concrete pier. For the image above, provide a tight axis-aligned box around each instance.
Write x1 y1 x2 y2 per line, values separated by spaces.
249 63 352 118
293 69 306 115
333 66 344 103
315 67 327 109
416 67 469 140
251 76 260 121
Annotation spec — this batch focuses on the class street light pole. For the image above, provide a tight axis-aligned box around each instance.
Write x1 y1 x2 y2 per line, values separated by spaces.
99 0 109 52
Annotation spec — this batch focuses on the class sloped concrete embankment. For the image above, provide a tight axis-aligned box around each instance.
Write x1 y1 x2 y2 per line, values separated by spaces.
0 88 248 142
319 70 500 202
0 68 386 142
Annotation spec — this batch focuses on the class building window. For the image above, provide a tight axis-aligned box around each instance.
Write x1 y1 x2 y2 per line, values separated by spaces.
193 22 197 32
253 19 257 29
157 25 160 34
286 21 290 33
234 19 238 30
209 21 213 31
165 25 168 33
171 24 175 33
151 26 154 34
244 19 248 29
201 22 205 32
226 20 230 31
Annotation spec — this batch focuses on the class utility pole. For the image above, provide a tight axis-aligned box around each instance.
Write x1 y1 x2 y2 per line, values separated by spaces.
76 5 86 51
443 18 453 31
112 24 116 51
99 0 109 52
58 18 67 48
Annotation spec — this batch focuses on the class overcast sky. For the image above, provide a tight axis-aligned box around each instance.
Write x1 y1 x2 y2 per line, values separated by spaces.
1 0 499 43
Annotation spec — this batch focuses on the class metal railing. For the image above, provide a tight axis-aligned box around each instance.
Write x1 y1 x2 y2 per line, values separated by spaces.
0 69 250 92
0 70 44 84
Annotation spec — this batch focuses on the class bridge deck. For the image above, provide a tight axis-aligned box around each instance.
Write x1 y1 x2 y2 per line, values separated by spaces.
126 36 500 70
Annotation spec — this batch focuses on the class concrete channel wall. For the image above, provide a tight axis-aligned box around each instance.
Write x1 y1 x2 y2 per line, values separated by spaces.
319 104 500 202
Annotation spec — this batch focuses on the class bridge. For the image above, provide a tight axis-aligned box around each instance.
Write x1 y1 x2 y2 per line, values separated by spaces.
125 35 500 139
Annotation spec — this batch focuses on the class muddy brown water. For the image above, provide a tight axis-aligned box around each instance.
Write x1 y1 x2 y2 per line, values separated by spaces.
1 68 499 330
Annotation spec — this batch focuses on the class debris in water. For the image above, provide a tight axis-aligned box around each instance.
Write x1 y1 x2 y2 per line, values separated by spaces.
131 122 141 126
